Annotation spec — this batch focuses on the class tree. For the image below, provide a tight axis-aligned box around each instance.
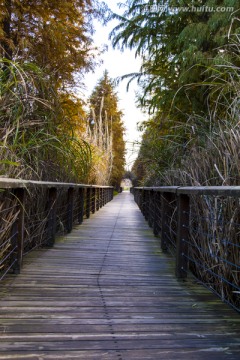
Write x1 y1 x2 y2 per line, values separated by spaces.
0 0 101 89
110 0 240 118
0 0 110 183
110 1 240 185
89 71 125 187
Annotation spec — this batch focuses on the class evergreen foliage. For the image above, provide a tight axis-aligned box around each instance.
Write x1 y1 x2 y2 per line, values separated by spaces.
89 71 126 188
111 0 240 118
110 0 240 185
0 0 98 87
0 0 120 185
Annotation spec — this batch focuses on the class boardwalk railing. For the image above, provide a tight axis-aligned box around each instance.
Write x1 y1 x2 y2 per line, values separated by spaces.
132 186 240 312
0 178 113 281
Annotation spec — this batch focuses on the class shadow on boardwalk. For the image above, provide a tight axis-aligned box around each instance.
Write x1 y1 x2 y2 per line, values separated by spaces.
0 192 239 359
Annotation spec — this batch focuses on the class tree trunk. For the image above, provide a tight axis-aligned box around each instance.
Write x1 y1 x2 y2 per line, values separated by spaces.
2 0 13 60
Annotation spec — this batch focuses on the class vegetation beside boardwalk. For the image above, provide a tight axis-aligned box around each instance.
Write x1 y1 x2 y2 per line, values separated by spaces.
0 1 125 186
0 1 239 309
111 1 240 310
111 1 240 187
0 1 126 278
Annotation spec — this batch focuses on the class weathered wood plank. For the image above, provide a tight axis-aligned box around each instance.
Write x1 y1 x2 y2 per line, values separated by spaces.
1 323 238 335
0 192 239 359
0 338 240 351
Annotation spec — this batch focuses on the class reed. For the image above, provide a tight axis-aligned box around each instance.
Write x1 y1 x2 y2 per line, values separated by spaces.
0 58 95 183
149 42 240 309
0 58 111 277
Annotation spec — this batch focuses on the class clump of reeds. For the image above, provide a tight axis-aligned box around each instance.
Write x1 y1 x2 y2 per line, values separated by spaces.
156 41 240 309
0 191 19 277
85 101 113 185
0 59 92 276
0 58 116 279
0 58 93 183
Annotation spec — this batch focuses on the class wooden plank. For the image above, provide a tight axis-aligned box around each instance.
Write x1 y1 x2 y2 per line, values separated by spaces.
0 192 239 359
177 185 240 196
0 177 113 189
134 186 179 193
0 350 239 360
135 185 240 196
0 338 239 351
1 323 238 334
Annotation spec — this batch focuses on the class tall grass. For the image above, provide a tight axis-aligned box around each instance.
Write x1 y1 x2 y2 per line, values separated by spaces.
85 102 113 185
140 40 240 309
0 58 115 278
0 58 94 182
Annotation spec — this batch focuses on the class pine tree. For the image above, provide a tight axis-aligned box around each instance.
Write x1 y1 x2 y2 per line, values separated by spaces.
0 0 99 89
0 0 110 183
111 0 240 184
111 0 240 119
89 71 125 188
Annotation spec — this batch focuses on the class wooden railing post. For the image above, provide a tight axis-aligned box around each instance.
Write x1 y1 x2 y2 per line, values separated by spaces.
133 188 137 203
176 194 190 279
148 190 154 228
145 190 150 221
46 187 57 247
153 191 161 236
96 188 100 211
105 189 108 204
91 187 96 214
102 188 105 206
66 187 74 233
12 188 25 274
161 192 173 252
139 189 143 211
78 187 84 224
103 188 106 204
106 188 110 204
108 188 112 202
86 187 91 218
142 189 146 217
100 188 103 208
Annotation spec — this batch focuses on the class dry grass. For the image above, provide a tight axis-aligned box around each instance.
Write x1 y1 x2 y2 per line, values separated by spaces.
0 59 115 279
157 75 240 308
141 40 240 309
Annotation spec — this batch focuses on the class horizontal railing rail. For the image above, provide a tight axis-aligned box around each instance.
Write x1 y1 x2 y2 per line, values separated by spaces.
132 186 240 312
0 178 113 281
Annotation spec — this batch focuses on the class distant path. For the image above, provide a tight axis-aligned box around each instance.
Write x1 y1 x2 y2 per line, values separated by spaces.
0 192 239 359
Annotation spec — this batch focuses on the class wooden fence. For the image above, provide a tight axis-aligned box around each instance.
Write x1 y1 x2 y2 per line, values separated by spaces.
132 186 240 312
0 178 113 281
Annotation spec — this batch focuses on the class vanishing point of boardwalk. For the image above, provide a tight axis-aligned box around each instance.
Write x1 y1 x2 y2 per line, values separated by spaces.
0 192 239 359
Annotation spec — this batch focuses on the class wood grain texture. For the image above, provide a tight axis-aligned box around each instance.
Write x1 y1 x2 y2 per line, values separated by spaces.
0 192 239 359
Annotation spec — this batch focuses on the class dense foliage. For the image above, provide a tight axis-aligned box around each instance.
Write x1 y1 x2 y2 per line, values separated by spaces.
0 0 125 186
110 1 240 310
0 0 97 84
111 0 240 186
89 71 125 187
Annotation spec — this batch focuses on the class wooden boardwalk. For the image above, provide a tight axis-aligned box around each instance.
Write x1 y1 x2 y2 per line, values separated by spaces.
0 192 239 359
